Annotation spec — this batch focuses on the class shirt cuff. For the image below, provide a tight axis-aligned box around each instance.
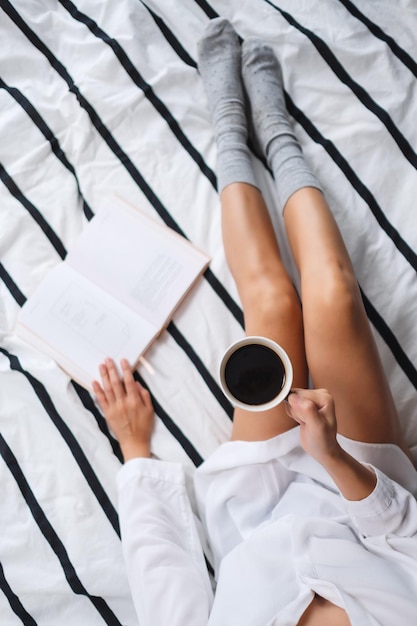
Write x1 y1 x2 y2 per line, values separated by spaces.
117 457 186 490
341 465 394 519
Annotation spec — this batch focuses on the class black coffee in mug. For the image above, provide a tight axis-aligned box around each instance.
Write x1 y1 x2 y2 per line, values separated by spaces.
224 343 286 406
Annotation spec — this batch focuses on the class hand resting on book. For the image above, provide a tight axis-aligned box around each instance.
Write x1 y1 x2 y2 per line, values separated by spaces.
92 358 155 461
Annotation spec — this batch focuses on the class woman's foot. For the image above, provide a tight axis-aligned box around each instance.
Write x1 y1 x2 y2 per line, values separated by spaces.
197 19 258 192
241 38 321 210
242 38 289 153
197 18 242 122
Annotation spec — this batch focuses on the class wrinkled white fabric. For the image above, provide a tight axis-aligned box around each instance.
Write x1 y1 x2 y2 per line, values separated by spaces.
117 428 417 626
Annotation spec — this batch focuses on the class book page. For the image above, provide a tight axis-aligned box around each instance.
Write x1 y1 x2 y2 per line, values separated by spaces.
17 264 157 389
66 201 209 328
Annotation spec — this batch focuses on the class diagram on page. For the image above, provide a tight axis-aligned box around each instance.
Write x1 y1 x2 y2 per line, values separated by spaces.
51 282 131 354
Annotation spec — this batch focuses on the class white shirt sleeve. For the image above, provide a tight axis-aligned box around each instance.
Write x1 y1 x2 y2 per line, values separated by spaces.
342 465 417 538
117 458 213 626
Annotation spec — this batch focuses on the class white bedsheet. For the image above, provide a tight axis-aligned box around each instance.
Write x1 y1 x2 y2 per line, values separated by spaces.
1 0 417 623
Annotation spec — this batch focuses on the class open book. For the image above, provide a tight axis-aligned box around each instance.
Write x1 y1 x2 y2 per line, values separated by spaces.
16 199 210 390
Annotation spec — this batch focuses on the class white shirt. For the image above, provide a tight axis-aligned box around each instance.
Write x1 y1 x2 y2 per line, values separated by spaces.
117 427 417 626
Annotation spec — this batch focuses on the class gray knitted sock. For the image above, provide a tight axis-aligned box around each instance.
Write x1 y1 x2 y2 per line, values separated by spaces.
242 38 322 211
197 18 258 193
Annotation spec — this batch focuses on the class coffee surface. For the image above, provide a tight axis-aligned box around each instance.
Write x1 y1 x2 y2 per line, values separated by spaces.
224 344 285 406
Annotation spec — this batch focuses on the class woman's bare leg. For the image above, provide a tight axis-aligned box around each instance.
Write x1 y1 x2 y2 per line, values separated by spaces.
197 19 307 441
221 182 308 441
241 37 410 455
284 188 410 454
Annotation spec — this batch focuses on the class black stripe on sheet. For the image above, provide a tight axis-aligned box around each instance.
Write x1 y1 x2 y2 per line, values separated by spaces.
204 270 244 327
361 289 417 390
0 163 67 260
0 263 26 307
58 0 216 189
0 561 37 626
1 0 244 327
141 2 197 69
71 382 124 462
168 322 234 418
193 0 219 19
0 348 121 537
337 0 417 78
285 93 417 272
0 434 123 625
134 371 204 466
264 0 417 171
0 77 93 221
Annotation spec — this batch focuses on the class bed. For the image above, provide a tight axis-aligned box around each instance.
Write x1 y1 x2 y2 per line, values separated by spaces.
1 0 416 623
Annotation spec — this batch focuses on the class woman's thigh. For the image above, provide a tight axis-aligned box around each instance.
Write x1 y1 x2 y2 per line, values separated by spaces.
219 184 309 442
283 188 409 454
230 292 308 442
302 267 405 448
297 595 351 626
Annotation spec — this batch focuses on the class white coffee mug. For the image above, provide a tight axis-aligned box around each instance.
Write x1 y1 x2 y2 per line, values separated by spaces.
219 336 293 412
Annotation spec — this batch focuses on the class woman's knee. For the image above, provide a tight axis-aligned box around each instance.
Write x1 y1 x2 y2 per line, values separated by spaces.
244 275 302 329
304 261 364 331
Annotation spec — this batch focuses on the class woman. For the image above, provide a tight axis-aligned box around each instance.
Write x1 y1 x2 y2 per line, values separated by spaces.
92 18 417 626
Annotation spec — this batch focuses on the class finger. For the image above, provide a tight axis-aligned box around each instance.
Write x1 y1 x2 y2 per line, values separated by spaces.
286 395 307 423
285 402 303 425
121 359 137 396
136 381 152 407
106 358 125 400
99 362 116 404
290 388 332 411
92 379 109 411
287 392 320 423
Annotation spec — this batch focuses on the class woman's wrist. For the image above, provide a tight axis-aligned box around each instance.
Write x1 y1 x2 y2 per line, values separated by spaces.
318 444 377 501
120 440 151 461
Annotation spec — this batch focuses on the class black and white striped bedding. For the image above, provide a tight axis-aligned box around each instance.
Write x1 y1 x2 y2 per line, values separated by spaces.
1 0 416 623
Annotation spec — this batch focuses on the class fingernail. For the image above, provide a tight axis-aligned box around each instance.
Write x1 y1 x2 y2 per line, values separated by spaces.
285 390 295 401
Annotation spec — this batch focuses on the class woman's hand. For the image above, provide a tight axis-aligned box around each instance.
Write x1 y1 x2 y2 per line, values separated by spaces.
92 358 154 461
285 388 377 500
285 388 340 464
